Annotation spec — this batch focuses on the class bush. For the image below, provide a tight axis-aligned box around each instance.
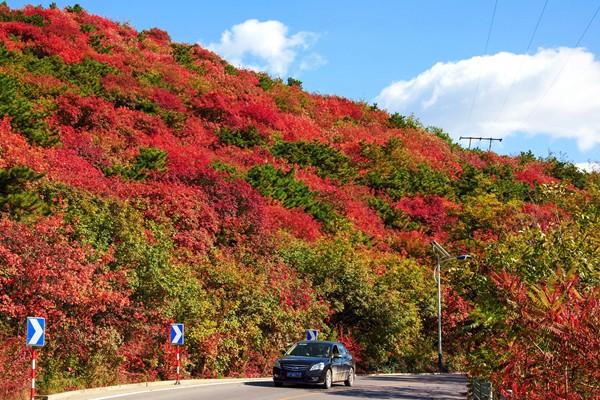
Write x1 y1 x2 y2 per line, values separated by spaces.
271 141 357 182
246 164 341 231
287 77 302 88
0 166 48 219
0 73 57 146
216 126 266 148
388 113 422 130
106 147 167 181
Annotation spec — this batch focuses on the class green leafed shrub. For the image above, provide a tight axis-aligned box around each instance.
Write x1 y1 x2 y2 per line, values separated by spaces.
287 77 302 88
216 126 265 148
388 113 422 130
368 197 419 230
0 166 48 219
546 157 588 189
271 141 357 182
224 64 238 75
171 43 204 74
0 73 57 146
246 164 341 231
106 147 167 181
258 73 275 91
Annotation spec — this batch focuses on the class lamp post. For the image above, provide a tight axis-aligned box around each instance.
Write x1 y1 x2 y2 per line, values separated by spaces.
431 240 471 372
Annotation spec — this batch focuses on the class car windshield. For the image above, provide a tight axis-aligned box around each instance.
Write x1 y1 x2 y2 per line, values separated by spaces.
287 342 331 358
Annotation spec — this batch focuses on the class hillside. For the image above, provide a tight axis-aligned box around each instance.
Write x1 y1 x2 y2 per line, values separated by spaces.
0 4 598 399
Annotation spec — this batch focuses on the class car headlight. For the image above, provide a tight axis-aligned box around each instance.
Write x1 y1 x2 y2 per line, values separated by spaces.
274 360 281 369
309 362 324 371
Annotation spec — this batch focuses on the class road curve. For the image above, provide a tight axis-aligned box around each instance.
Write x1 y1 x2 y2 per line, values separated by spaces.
84 374 468 400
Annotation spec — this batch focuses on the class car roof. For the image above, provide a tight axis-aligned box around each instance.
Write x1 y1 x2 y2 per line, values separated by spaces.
296 340 341 345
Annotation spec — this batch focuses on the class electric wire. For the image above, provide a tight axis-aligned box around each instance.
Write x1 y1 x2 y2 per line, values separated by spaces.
497 0 549 116
467 0 499 125
526 2 600 119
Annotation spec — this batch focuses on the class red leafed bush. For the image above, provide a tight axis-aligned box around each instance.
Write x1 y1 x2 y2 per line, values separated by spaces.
0 216 132 395
143 28 171 44
522 202 566 231
265 203 322 241
0 337 29 399
152 88 186 112
396 195 460 239
0 117 46 171
515 162 559 188
337 326 363 366
490 272 600 399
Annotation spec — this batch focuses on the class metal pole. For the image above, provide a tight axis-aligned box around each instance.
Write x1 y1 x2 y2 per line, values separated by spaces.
31 347 36 400
176 346 180 385
436 258 443 372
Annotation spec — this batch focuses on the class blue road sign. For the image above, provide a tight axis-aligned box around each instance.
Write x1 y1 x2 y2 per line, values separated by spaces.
26 317 45 347
170 323 184 345
306 329 318 341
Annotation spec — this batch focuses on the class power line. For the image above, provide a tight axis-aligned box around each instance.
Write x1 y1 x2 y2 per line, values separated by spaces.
497 0 549 116
527 2 600 119
467 0 499 123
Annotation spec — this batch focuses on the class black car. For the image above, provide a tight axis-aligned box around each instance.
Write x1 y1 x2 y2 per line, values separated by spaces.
272 340 356 389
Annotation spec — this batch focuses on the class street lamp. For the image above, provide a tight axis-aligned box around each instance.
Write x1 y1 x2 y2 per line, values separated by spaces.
431 240 471 372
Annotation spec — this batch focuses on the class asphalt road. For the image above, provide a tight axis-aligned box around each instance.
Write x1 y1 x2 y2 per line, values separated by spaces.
88 374 468 400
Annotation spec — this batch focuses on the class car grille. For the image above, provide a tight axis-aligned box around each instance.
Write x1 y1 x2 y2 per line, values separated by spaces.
282 364 309 371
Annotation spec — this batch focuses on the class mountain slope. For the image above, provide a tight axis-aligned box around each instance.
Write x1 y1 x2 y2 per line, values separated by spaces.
0 4 598 398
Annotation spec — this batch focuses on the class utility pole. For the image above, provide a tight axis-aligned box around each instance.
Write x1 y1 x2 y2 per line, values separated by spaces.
459 136 502 151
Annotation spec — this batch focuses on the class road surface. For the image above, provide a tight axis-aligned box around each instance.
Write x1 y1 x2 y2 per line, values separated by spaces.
77 374 468 400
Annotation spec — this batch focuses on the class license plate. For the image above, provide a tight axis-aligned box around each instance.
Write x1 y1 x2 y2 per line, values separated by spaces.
287 371 302 378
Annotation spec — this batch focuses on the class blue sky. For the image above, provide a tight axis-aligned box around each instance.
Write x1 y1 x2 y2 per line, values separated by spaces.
7 0 600 168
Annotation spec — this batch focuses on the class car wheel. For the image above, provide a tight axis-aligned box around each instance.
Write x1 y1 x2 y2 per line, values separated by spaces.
274 381 283 387
323 369 332 389
344 368 355 387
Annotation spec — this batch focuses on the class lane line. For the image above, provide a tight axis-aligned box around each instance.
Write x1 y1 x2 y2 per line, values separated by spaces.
88 380 271 400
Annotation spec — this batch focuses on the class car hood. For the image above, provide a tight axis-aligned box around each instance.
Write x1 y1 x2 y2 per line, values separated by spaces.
278 355 330 365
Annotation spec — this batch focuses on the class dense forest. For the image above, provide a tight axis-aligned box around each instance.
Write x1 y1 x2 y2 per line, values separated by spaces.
0 4 598 399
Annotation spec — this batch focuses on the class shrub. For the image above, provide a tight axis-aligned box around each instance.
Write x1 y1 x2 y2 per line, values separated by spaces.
106 147 167 181
0 73 57 146
287 77 302 88
388 113 422 130
0 165 48 219
246 164 341 231
216 126 265 148
271 140 357 182
368 197 418 230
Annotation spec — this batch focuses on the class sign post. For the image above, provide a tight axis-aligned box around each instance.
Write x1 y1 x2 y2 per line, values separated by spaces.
26 317 45 400
306 329 318 341
169 323 184 385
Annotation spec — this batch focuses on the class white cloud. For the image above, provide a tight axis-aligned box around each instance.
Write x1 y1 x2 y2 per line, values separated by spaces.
576 162 600 172
206 19 323 76
375 48 600 151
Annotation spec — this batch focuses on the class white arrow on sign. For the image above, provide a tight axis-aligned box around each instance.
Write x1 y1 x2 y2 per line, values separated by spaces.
172 324 182 344
28 318 43 345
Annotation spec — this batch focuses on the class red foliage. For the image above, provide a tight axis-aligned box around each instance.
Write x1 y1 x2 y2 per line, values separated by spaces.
0 117 46 171
265 203 322 241
522 202 567 231
0 216 132 394
143 28 171 44
337 326 363 366
490 272 600 399
396 195 460 239
0 337 29 399
515 162 559 188
152 88 186 112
